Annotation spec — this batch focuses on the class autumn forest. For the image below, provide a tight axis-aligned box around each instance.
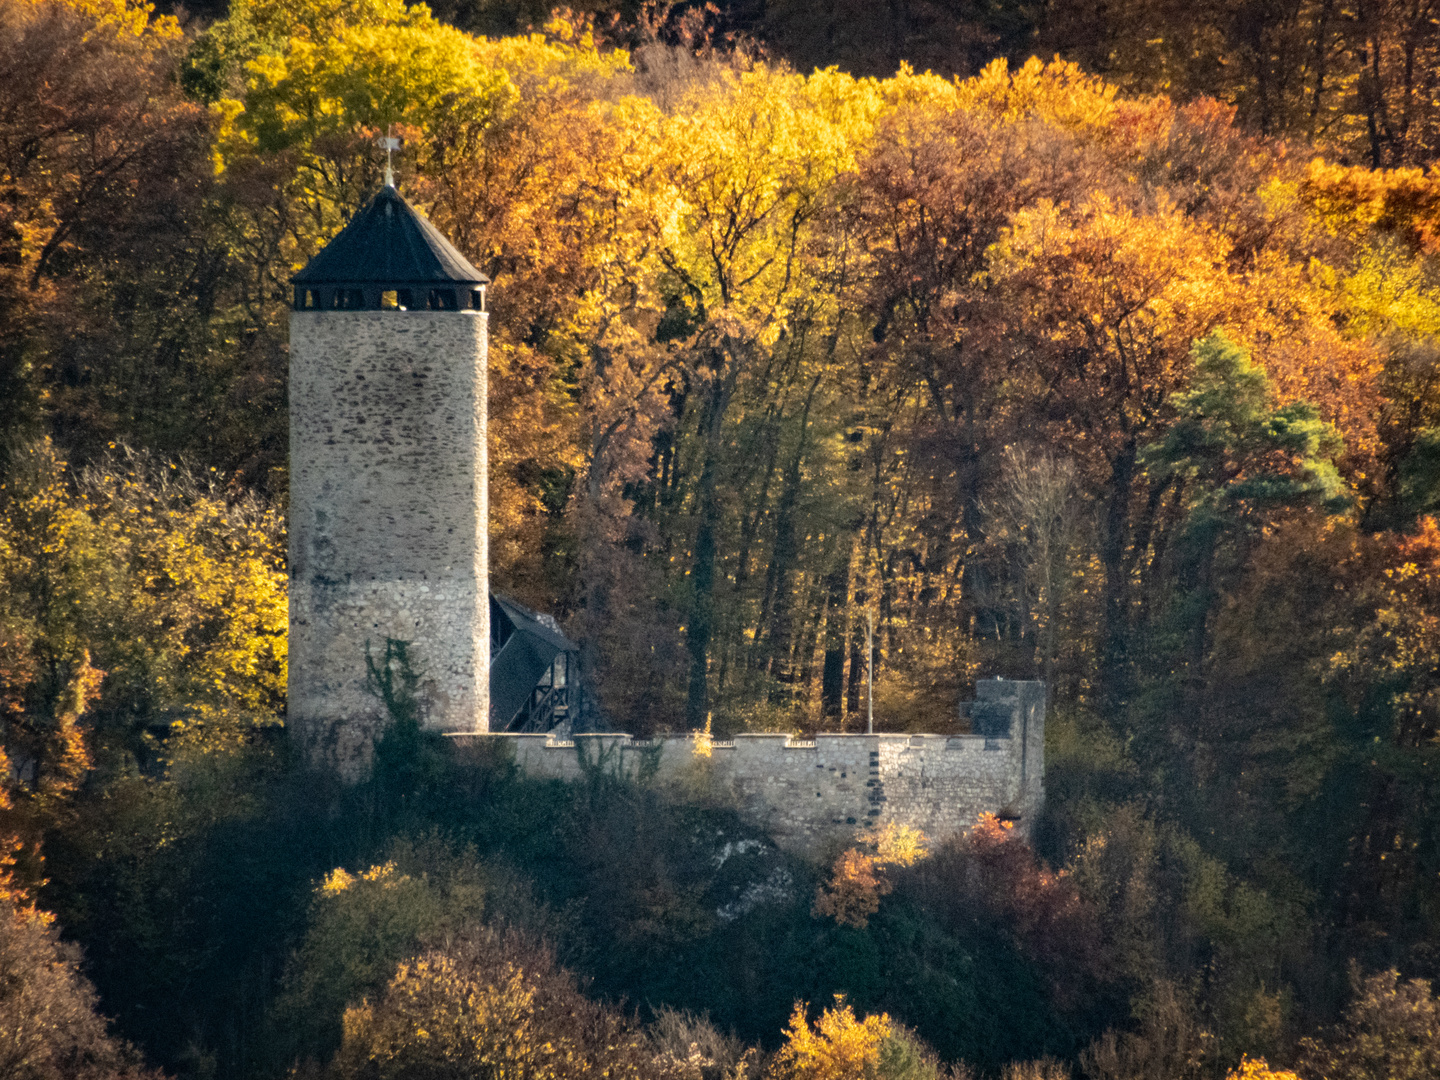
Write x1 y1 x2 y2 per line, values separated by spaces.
6 0 1440 1077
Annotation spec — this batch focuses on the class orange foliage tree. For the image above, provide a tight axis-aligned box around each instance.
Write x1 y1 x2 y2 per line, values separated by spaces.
0 0 208 459
900 813 1108 1010
813 823 928 929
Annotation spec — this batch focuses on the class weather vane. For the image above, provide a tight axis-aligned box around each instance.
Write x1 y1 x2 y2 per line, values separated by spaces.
379 124 401 187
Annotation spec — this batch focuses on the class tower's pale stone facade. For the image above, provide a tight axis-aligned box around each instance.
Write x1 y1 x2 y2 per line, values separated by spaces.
288 186 491 777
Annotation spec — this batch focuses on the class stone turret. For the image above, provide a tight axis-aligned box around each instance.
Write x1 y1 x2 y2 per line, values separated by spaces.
288 183 491 777
969 678 1046 824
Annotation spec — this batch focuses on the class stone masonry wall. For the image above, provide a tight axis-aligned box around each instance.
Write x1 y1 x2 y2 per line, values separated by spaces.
290 311 490 778
449 680 1045 858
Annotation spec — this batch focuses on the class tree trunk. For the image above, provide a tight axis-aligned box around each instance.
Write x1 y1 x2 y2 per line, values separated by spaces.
763 375 822 691
1364 13 1387 167
795 580 824 708
685 352 740 729
1185 530 1218 698
1309 0 1335 140
846 583 867 717
1099 438 1138 715
726 408 782 691
820 544 853 720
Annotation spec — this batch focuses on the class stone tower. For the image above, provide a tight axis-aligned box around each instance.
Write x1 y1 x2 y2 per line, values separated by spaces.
288 182 491 776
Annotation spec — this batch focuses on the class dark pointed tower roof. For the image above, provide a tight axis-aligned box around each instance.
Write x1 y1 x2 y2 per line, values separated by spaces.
294 184 488 287
290 184 488 311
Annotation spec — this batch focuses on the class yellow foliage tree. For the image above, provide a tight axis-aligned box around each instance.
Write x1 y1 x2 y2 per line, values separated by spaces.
332 925 655 1080
872 822 928 868
342 956 566 1079
1226 1057 1300 1080
215 0 515 267
0 441 286 824
768 997 893 1080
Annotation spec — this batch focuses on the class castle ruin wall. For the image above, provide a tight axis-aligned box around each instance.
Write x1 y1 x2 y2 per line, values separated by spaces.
448 680 1045 858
